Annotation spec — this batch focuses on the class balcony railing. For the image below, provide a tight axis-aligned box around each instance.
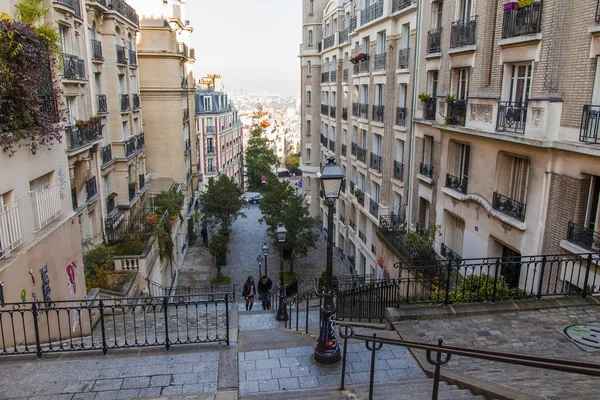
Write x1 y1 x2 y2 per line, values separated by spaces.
359 103 369 119
139 174 146 190
207 165 217 173
359 58 370 73
330 105 336 118
124 133 144 157
353 63 359 75
86 176 98 200
352 102 359 117
91 39 103 60
71 187 77 210
55 0 81 17
445 173 468 194
343 69 348 82
321 71 330 83
393 161 404 180
128 50 137 66
106 196 115 215
120 94 130 112
321 134 328 147
116 45 127 65
419 162 433 178
396 106 407 126
132 94 141 109
579 105 600 143
349 16 357 32
370 153 382 172
62 53 85 80
0 200 23 259
450 16 477 48
399 47 410 69
97 94 107 113
446 99 467 126
342 144 347 157
567 221 600 252
128 182 136 202
108 0 140 26
392 0 414 13
374 53 386 71
340 28 350 44
496 101 527 134
178 42 190 58
502 1 542 39
369 198 379 218
321 104 329 116
492 191 526 222
440 243 462 262
358 230 367 243
206 126 215 134
423 98 436 120
328 140 335 152
66 123 102 151
355 188 364 206
351 142 357 156
324 34 335 50
30 180 62 231
206 147 216 155
330 70 337 82
101 144 112 165
372 105 384 122
342 107 348 120
361 1 384 26
427 28 442 53
357 146 367 163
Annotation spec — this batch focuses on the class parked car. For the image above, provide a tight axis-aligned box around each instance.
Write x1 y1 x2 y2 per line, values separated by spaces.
248 194 264 204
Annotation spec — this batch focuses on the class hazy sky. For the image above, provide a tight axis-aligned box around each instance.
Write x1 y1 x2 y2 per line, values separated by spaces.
185 0 302 97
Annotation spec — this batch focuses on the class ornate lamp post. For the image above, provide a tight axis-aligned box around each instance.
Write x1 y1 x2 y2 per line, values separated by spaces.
262 243 269 276
257 255 263 278
314 156 343 364
275 223 289 321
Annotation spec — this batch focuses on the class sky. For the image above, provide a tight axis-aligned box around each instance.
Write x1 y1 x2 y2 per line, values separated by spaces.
185 0 302 97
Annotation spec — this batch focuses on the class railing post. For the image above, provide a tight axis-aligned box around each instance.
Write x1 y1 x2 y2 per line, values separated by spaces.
296 296 300 331
99 300 108 355
338 325 354 391
31 302 42 359
366 333 383 400
491 258 501 303
537 256 547 301
305 292 310 334
225 294 230 347
444 261 452 307
582 253 593 298
163 296 170 350
425 338 451 400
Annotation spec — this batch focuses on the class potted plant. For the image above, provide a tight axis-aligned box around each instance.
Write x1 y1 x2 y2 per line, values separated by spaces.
418 93 432 103
75 119 88 129
89 116 101 126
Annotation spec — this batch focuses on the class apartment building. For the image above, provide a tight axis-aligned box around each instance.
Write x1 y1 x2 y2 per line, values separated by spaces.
195 75 244 189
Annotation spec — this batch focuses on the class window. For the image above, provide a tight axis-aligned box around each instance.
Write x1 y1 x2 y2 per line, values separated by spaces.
307 61 312 76
372 181 380 203
307 120 311 136
204 96 212 111
418 198 430 228
496 154 529 204
452 68 470 100
401 23 410 48
375 84 384 106
29 172 61 232
376 31 386 54
122 120 129 140
459 0 473 20
399 84 407 107
433 1 443 29
66 96 77 124
308 30 313 46
423 135 433 166
342 129 347 145
373 133 382 156
396 139 404 163
59 25 69 54
507 63 532 105
447 141 470 193
307 90 312 106
360 84 369 104
362 37 370 54
428 71 439 98
307 176 311 189
443 212 465 257
584 176 600 233
393 192 402 215
0 191 22 259
310 0 314 15
306 148 311 161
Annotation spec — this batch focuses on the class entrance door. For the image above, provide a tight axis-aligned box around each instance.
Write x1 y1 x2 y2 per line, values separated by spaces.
501 246 521 288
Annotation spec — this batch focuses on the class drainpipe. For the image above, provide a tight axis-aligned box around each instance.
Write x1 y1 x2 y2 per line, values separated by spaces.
407 0 424 227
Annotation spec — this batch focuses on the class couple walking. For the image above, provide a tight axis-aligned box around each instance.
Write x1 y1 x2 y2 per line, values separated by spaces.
242 275 273 311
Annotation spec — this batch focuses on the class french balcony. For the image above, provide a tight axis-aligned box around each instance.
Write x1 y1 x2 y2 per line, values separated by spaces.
340 28 350 44
352 102 359 117
359 58 370 73
132 94 141 109
441 243 462 262
496 101 527 134
445 173 468 194
423 98 436 120
567 221 600 252
124 133 144 157
361 0 384 26
579 105 600 144
502 1 542 39
370 153 382 172
321 104 330 116
446 99 467 126
139 173 146 190
206 147 216 155
128 182 136 202
207 165 217 174
342 107 348 120
120 94 130 112
55 0 81 17
359 103 369 119
321 71 330 83
392 0 414 13
369 198 379 218
356 145 367 163
396 106 407 126
330 105 336 118
330 70 337 82
97 94 108 113
116 45 127 65
91 39 103 60
349 16 357 33
353 63 359 75
343 69 348 82
324 34 335 50
66 123 102 151
354 188 365 207
109 0 139 26
427 28 442 53
86 176 98 201
128 50 137 66
374 52 386 71
178 42 190 58
372 105 384 122
342 143 347 157
321 134 328 147
62 53 86 80
351 142 357 157
419 162 433 178
328 139 335 152
492 191 526 222
206 126 215 134
398 47 410 69
393 161 404 181
101 144 112 165
450 16 477 48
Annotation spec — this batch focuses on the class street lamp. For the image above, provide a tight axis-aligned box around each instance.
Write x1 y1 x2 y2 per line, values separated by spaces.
275 223 288 321
257 255 263 278
262 243 269 276
314 156 343 364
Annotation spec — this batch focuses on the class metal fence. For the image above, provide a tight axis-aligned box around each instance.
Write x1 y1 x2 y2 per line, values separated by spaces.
337 280 399 323
148 280 236 301
0 294 230 358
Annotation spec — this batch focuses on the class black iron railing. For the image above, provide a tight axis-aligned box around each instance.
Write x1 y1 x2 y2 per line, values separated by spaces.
139 173 146 190
354 188 365 206
106 196 115 214
350 16 357 32
66 124 102 150
132 94 140 109
330 70 337 82
445 173 468 194
359 58 370 73
177 42 190 58
419 162 433 178
427 28 442 53
148 281 236 300
357 145 367 163
352 102 359 117
120 94 130 112
321 104 329 115
359 103 369 119
440 243 462 261
328 139 335 152
337 280 397 323
101 144 112 165
321 71 329 83
341 144 347 157
396 106 407 126
339 28 350 44
580 104 600 143
497 101 527 134
502 1 543 39
97 94 107 113
567 221 600 252
324 34 335 50
358 230 366 243
0 294 229 358
115 45 127 64
450 16 477 48
446 99 467 125
206 147 216 155
85 176 98 200
330 105 336 118
128 50 137 66
393 161 404 180
392 0 414 13
91 39 103 60
398 47 410 69
361 0 384 26
492 191 526 221
353 63 359 75
321 133 328 147
372 105 384 122
343 68 348 82
342 107 348 120
108 0 140 26
423 98 436 120
374 53 386 71
71 187 78 210
55 0 81 17
370 153 382 172
128 182 136 202
351 142 357 156
369 198 379 218
62 53 85 80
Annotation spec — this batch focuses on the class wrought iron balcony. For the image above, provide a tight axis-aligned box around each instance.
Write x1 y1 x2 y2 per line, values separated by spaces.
441 243 462 261
392 0 414 13
101 144 112 165
321 71 329 83
361 1 384 26
350 16 357 32
393 161 404 180
445 173 468 194
321 104 329 116
71 187 78 210
109 0 140 26
353 63 359 75
352 102 359 117
106 196 115 214
492 191 526 221
579 105 600 144
86 176 98 200
357 146 367 163
396 106 407 126
328 140 335 152
567 221 600 251
370 153 382 172
399 47 410 69
369 198 379 218
139 173 146 190
374 53 386 71
124 133 144 156
359 103 369 119
206 126 215 134
419 162 433 178
446 99 467 126
321 134 328 147
359 58 370 73
120 94 130 112
342 143 347 157
342 69 348 82
358 230 367 243
324 34 335 50
427 28 442 53
62 53 85 80
66 123 102 151
116 45 127 65
497 101 527 134
91 39 103 60
178 42 190 58
502 1 542 39
372 105 384 122
128 182 136 202
450 16 477 48
128 50 137 66
351 142 357 156
132 94 141 109
340 28 349 44
423 98 436 120
97 94 108 113
330 105 336 118
330 70 337 82
342 107 348 120
354 188 365 206
55 0 81 17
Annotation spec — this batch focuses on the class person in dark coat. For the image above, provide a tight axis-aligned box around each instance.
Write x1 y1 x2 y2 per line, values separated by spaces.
257 275 273 310
242 275 256 311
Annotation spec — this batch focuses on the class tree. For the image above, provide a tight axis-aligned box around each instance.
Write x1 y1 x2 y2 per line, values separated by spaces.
285 154 300 171
245 124 278 191
199 175 244 235
259 180 318 273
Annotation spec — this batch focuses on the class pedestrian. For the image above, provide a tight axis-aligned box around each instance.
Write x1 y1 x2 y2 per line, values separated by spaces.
242 275 256 311
258 275 273 310
200 226 208 246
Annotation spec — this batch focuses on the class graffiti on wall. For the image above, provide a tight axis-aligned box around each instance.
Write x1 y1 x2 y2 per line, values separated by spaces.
66 261 80 332
39 265 51 307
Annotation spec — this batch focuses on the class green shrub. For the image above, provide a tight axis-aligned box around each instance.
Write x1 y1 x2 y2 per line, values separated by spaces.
210 276 231 284
432 274 528 304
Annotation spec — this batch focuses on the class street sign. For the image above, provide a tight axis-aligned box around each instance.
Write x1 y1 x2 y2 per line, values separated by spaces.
298 181 303 188
261 176 267 183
